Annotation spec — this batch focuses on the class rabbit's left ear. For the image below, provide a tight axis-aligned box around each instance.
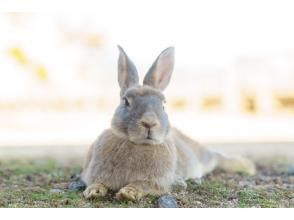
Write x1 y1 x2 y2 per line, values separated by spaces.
117 45 139 96
143 47 174 91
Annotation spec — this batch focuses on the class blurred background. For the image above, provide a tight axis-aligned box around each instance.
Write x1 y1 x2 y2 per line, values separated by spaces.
1 13 294 160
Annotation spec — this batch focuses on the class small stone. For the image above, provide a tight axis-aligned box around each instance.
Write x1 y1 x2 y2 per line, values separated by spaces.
288 165 294 175
25 175 32 181
250 205 261 208
53 182 68 189
238 180 251 187
273 177 282 185
50 188 64 193
70 173 80 181
68 179 86 192
63 199 70 205
228 195 237 200
192 178 202 185
266 187 274 193
172 178 187 192
194 201 203 207
156 195 178 208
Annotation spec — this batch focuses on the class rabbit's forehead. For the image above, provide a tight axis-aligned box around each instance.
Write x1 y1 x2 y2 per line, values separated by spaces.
124 86 165 101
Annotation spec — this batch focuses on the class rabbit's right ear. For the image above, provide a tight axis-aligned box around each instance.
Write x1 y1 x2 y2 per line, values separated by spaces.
117 45 139 96
143 47 174 91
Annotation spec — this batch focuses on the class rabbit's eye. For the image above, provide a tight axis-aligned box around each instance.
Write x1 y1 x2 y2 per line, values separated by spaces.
162 100 166 110
123 98 130 107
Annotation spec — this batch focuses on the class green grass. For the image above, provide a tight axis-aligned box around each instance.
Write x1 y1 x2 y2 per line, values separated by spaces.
0 159 293 208
237 188 292 208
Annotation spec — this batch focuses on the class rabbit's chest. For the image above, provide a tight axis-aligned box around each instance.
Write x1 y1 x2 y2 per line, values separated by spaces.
104 143 171 173
95 142 176 189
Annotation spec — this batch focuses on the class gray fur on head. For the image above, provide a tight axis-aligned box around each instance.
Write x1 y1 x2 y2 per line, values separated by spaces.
111 46 175 145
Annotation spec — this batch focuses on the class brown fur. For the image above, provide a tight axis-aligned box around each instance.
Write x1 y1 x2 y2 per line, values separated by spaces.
81 46 255 201
81 127 255 201
82 129 176 198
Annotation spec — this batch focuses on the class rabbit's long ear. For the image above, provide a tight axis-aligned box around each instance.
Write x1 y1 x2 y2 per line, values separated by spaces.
143 47 174 91
117 45 139 96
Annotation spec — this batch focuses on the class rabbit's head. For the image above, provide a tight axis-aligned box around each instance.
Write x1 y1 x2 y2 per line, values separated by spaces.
111 46 174 145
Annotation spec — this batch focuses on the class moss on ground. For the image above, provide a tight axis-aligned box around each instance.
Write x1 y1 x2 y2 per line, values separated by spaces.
0 159 293 208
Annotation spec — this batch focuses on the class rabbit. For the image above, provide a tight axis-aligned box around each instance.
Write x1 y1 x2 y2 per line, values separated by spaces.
81 46 256 201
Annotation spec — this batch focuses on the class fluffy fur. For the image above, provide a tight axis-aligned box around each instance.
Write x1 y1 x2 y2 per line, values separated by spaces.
81 46 256 201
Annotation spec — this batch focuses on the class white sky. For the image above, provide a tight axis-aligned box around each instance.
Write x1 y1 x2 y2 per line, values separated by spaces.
2 3 294 97
95 15 294 70
47 14 294 76
2 0 294 71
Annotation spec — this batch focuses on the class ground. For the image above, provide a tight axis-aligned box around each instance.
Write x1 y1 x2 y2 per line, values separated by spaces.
0 158 293 208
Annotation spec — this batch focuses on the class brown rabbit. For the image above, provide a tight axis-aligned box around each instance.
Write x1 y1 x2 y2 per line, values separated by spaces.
81 46 255 201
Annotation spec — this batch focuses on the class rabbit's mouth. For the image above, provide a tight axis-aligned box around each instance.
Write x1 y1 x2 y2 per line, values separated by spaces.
130 135 162 145
127 125 166 145
144 130 159 143
144 135 156 143
146 135 152 140
146 130 153 140
138 138 159 145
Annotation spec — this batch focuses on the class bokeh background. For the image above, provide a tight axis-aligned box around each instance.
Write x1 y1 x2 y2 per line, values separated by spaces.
1 13 294 159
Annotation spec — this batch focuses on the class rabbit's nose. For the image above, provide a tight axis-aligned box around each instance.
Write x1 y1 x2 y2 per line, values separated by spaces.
140 120 158 129
140 112 159 129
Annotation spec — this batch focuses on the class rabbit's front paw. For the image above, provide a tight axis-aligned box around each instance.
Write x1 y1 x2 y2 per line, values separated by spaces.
83 183 108 199
115 185 143 201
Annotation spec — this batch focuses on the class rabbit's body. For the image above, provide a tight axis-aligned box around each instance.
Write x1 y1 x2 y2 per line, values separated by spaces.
82 128 176 194
81 46 255 201
81 127 212 196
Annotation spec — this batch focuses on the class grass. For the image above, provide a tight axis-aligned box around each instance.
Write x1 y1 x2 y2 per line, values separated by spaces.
0 159 293 208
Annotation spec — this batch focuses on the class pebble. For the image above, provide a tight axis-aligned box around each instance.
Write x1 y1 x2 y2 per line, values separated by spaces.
50 188 64 193
68 179 86 192
172 179 187 192
156 195 178 208
25 175 33 181
192 178 202 185
238 180 251 187
273 177 282 185
194 201 203 207
70 173 80 181
250 205 261 208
